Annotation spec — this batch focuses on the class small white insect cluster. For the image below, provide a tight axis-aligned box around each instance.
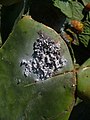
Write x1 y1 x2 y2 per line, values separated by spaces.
20 31 67 81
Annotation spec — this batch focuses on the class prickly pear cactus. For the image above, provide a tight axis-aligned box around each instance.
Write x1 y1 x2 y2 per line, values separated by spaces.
77 58 90 101
0 16 76 120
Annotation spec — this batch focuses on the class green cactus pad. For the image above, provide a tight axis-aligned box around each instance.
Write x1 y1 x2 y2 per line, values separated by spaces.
0 16 76 120
77 58 90 101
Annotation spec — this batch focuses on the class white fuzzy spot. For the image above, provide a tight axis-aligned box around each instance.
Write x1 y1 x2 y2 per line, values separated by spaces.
20 32 67 81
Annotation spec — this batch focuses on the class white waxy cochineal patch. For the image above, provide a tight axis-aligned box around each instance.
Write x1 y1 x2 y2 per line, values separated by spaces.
20 31 67 82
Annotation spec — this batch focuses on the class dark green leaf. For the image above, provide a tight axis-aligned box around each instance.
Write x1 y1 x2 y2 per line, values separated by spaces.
54 0 73 18
79 21 90 49
53 0 84 20
71 2 84 21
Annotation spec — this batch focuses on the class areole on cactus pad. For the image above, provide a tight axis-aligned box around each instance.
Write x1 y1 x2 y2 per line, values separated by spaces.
0 16 76 120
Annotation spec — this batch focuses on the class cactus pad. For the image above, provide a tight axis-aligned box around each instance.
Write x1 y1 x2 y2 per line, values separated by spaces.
0 16 76 120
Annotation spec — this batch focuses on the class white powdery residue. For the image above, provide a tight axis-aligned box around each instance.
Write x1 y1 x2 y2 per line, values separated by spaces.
20 32 67 81
61 56 67 66
24 68 30 77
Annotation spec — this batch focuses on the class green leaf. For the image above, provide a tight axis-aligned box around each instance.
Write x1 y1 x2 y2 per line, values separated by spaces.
0 0 22 6
53 0 84 20
71 1 84 21
0 16 76 119
54 0 73 18
79 21 90 49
